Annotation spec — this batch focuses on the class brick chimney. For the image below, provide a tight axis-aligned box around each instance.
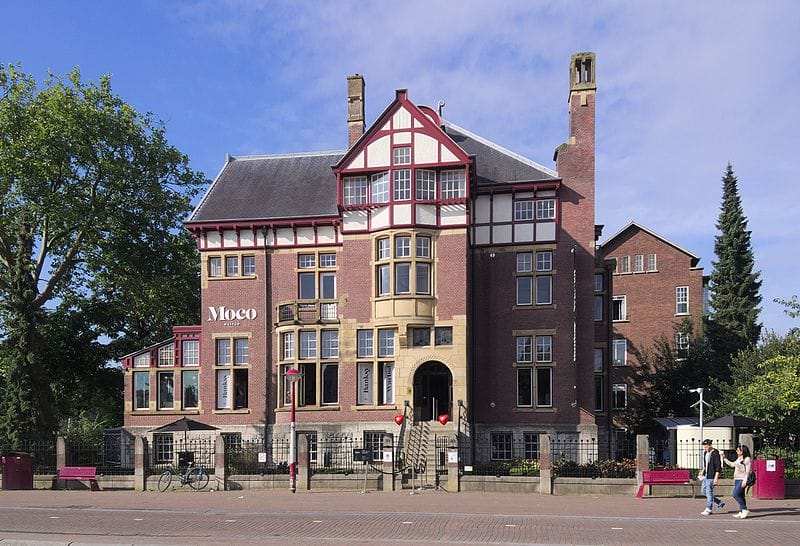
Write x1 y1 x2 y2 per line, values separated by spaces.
347 74 365 148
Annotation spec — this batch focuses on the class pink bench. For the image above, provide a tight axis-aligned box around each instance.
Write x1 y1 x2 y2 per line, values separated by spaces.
636 469 693 498
53 466 100 491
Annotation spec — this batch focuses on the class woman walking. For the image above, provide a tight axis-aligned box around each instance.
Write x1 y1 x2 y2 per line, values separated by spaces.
724 445 752 518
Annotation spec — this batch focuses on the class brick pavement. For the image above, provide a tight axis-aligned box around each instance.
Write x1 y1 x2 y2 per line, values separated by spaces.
0 489 799 545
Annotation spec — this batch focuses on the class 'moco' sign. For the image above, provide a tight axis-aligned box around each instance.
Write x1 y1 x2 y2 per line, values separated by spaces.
208 306 257 321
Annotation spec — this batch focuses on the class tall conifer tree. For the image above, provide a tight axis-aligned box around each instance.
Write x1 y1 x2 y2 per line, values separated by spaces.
705 163 762 380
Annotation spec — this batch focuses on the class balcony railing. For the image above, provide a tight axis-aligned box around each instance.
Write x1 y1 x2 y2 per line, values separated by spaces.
277 301 338 324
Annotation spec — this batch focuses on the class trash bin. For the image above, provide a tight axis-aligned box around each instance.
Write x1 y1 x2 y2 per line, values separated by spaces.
752 458 784 500
1 452 34 490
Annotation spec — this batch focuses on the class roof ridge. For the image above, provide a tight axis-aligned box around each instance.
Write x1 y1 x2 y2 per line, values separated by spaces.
442 120 559 178
231 150 345 161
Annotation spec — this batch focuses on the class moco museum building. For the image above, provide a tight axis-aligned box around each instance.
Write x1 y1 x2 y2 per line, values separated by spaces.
122 52 614 449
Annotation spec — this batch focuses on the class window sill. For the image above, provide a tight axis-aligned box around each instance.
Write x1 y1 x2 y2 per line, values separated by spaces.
276 405 341 412
352 405 399 411
213 409 251 414
127 409 202 416
513 304 556 310
612 319 630 323
207 275 258 281
514 407 556 413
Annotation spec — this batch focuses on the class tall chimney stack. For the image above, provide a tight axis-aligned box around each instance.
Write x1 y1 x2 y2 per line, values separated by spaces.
347 74 365 148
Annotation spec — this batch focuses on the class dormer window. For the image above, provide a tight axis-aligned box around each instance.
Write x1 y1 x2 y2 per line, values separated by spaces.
343 176 368 205
440 170 466 199
392 146 411 165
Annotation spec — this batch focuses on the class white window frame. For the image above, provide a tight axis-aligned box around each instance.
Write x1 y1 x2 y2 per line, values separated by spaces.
612 383 628 409
517 252 533 273
182 340 199 366
392 146 411 165
535 275 552 305
299 331 317 359
371 172 389 203
415 169 436 200
514 200 534 221
208 257 222 277
676 286 689 314
634 254 644 272
647 253 657 271
282 332 295 360
358 330 373 358
319 253 336 268
343 176 368 205
242 255 256 276
535 335 552 363
440 170 465 199
535 251 552 272
516 276 533 306
158 344 174 367
393 169 411 201
535 199 556 220
620 256 630 273
321 330 339 359
378 329 395 357
612 339 627 366
516 336 532 363
612 295 627 321
395 236 411 257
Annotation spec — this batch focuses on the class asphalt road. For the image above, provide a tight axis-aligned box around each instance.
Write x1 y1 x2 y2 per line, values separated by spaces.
0 489 799 545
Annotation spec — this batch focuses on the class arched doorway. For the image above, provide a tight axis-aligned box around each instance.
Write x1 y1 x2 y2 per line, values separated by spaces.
413 361 452 422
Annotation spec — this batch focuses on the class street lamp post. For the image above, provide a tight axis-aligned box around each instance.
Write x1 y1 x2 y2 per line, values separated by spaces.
285 367 302 493
689 387 711 467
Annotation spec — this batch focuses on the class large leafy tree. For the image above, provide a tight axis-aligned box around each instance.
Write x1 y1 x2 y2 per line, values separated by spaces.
705 164 762 383
0 65 205 445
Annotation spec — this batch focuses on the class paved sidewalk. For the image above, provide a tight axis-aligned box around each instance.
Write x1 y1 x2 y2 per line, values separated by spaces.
0 489 799 545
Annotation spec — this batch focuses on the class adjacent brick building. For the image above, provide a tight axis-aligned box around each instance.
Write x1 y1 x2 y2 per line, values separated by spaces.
121 52 697 457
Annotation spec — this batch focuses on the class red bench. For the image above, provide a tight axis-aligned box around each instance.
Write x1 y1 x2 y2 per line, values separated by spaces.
636 469 693 498
52 466 100 491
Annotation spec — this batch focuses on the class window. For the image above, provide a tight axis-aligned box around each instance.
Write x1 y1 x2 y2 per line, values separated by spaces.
514 200 533 221
299 254 316 269
415 170 436 200
133 352 150 368
226 256 239 276
517 253 533 272
416 263 431 294
378 329 395 357
357 330 373 357
321 330 339 359
535 335 552 362
371 172 389 203
676 332 690 359
299 331 317 359
536 368 552 407
234 338 248 365
535 199 556 219
158 345 174 367
535 276 552 305
208 257 222 277
393 146 410 165
216 339 231 366
620 256 630 273
153 433 173 464
243 255 256 276
182 340 199 366
524 433 540 460
517 277 532 305
182 370 199 409
516 336 532 363
434 327 452 345
517 368 533 407
395 263 410 293
634 254 644 272
393 169 411 201
676 286 689 314
440 170 465 199
305 433 318 464
319 253 336 268
282 332 295 360
612 339 627 366
158 372 174 410
647 253 657 271
612 384 627 409
377 264 390 296
133 372 149 410
395 236 411 257
491 432 512 460
380 362 394 404
612 295 627 321
377 238 390 260
536 251 552 272
594 274 603 292
280 364 293 406
343 176 368 205
594 376 604 412
320 272 336 299
364 431 385 462
593 348 603 372
416 236 431 258
594 295 603 321
321 364 338 405
298 272 315 299
411 327 430 347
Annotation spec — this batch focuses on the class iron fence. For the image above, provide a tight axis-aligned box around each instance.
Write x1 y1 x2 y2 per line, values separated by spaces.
310 435 392 475
459 434 540 476
0 439 57 475
225 437 289 475
147 438 215 475
67 437 135 475
650 438 736 472
756 444 800 479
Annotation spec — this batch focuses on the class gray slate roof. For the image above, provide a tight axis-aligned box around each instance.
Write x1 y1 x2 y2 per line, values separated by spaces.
187 151 343 224
188 122 559 225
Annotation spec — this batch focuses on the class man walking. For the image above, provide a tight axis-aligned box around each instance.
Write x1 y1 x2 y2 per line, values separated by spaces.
697 439 725 515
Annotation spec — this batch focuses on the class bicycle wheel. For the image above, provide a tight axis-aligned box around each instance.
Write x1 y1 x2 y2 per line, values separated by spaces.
157 470 173 492
187 466 209 490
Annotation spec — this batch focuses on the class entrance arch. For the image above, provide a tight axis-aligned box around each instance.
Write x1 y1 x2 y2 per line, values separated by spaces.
413 361 452 422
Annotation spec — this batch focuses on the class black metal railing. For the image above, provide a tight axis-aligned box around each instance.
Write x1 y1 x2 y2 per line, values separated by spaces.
147 438 215 475
225 437 289 475
0 439 57 475
67 438 135 475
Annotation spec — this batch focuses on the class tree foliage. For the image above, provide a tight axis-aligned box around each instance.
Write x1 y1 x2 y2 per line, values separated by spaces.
0 64 205 444
705 163 762 380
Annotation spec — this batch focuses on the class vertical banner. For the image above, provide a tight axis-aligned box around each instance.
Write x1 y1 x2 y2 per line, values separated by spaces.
217 369 231 409
357 363 373 405
383 363 394 404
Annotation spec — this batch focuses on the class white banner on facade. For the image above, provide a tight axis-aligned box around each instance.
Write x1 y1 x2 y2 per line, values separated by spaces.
383 363 394 404
217 369 231 409
357 363 373 405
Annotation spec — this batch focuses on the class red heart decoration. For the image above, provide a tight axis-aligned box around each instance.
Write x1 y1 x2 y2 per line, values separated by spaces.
394 415 404 425
438 414 449 426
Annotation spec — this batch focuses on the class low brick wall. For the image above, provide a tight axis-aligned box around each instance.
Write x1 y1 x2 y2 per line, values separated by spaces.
461 475 540 494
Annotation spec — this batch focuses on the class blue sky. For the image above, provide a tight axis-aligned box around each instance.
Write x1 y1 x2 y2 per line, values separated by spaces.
3 1 797 334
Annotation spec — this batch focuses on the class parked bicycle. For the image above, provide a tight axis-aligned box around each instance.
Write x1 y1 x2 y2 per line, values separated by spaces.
157 462 210 491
